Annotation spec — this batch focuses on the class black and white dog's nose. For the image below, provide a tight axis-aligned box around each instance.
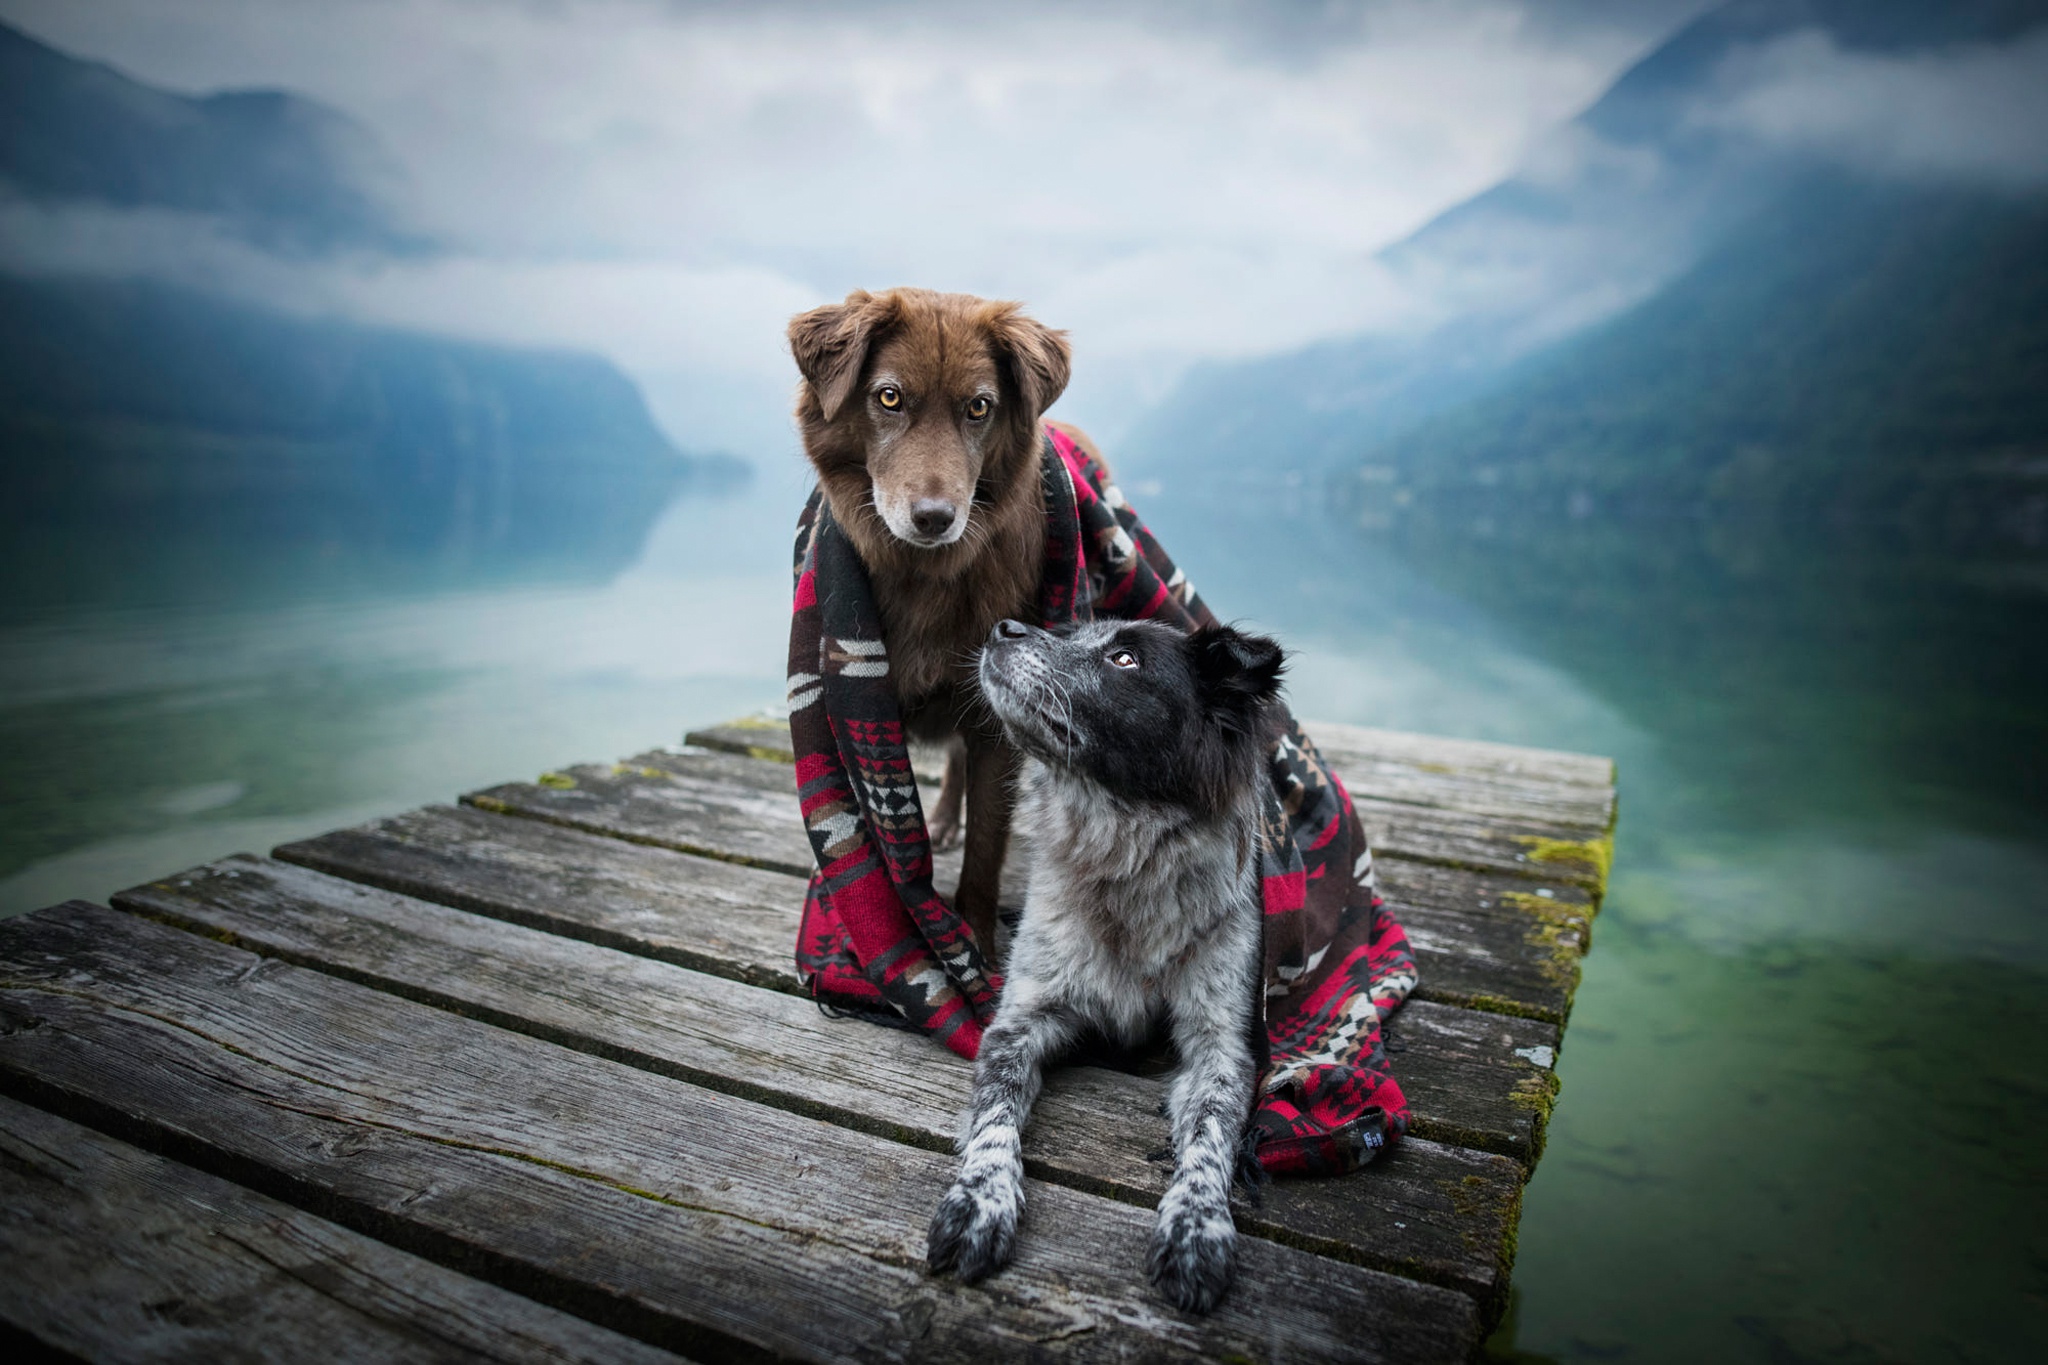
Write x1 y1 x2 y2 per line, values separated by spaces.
910 499 957 537
990 618 1032 644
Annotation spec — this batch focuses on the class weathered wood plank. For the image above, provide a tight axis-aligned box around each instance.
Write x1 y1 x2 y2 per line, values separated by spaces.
0 903 1480 1363
685 714 1616 793
467 754 811 877
0 1094 686 1365
1355 796 1612 893
465 744 1604 948
1308 722 1616 830
283 804 804 992
311 796 1594 1026
687 714 1617 830
1386 1003 1560 1165
457 754 1595 1015
1378 861 1595 1024
1300 719 1615 789
117 855 1526 1319
469 747 1029 904
651 744 1617 896
277 803 1560 1159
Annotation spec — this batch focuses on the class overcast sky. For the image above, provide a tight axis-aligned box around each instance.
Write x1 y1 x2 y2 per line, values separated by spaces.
0 0 1721 450
8 1 2039 458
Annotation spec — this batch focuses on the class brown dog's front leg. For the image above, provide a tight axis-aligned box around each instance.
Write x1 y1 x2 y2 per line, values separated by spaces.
927 736 968 851
954 736 1019 961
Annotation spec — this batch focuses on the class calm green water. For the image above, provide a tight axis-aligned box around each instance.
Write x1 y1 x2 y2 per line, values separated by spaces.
2 470 2043 1362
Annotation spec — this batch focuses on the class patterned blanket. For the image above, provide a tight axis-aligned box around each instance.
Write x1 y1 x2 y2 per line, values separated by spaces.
787 424 1417 1176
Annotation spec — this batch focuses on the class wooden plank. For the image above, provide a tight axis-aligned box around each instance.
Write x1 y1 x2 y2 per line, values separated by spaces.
277 803 1560 1160
469 747 1028 905
686 713 1616 790
652 744 1617 897
466 753 812 878
1355 795 1610 893
687 714 1617 830
1387 1002 1559 1165
1378 861 1594 1024
1340 768 1612 836
457 754 1597 1015
1300 719 1614 789
0 903 1480 1364
465 747 1605 939
297 800 1589 1025
117 855 1527 1320
283 803 804 993
0 1094 686 1365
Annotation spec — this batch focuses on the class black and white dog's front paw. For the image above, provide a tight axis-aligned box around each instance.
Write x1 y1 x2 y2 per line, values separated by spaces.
1146 1203 1237 1314
926 1175 1021 1284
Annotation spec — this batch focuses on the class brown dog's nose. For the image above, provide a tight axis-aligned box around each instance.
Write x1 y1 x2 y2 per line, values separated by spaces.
910 499 957 538
990 619 1031 644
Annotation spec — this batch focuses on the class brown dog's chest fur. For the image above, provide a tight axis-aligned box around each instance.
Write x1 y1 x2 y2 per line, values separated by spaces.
788 287 1076 955
854 483 1045 738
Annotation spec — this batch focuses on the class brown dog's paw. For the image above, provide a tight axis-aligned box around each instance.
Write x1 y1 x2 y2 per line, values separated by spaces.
929 812 963 850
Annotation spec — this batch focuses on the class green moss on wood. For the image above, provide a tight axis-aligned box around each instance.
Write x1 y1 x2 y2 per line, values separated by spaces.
536 772 577 790
1455 991 1563 1024
1507 1071 1559 1165
1500 890 1592 963
684 718 798 765
1434 1170 1524 1329
1513 832 1613 893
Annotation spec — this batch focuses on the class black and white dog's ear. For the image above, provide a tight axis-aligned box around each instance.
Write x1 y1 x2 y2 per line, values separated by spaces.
1190 625 1286 732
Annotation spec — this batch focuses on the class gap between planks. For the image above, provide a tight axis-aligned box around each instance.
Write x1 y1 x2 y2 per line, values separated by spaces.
116 851 1528 1322
462 744 1601 1025
0 1093 687 1365
0 902 1480 1364
273 802 1565 1167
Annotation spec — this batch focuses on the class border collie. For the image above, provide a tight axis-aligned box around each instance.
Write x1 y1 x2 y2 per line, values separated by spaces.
926 616 1283 1313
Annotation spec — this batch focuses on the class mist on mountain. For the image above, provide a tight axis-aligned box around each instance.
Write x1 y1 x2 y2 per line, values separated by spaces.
1118 0 2048 558
0 19 747 612
0 20 420 253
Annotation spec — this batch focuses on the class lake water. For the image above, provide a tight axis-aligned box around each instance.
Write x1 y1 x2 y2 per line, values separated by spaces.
2 465 2043 1363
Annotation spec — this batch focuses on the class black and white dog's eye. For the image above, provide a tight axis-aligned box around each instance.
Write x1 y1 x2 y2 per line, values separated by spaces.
1108 649 1138 669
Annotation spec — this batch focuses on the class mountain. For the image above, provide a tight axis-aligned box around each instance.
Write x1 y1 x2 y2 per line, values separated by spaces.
1117 0 2048 497
0 276 744 567
0 19 415 251
1359 174 2048 531
0 20 749 606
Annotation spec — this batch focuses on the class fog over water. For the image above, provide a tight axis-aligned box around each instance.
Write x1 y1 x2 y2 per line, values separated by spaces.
2 2 2045 1361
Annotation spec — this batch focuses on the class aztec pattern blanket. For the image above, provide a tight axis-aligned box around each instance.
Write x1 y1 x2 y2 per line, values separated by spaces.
787 424 1418 1176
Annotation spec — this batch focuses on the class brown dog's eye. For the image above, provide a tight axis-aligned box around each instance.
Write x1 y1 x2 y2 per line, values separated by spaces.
877 386 902 410
1108 649 1138 669
966 395 992 420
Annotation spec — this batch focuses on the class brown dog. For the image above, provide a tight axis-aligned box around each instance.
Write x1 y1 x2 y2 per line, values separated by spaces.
787 287 1100 957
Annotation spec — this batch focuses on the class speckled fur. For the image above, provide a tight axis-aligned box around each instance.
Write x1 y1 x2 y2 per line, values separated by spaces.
926 618 1282 1313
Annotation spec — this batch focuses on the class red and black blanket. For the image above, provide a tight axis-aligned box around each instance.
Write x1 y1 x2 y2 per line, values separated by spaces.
787 424 1417 1175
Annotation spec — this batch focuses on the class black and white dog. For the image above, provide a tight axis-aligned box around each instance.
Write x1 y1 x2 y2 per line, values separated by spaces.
926 615 1282 1313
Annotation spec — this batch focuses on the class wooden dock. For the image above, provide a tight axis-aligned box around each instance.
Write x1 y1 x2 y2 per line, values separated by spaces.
0 712 1615 1363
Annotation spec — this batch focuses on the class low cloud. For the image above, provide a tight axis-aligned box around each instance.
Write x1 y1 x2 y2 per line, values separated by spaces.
1697 26 2048 188
0 0 1689 445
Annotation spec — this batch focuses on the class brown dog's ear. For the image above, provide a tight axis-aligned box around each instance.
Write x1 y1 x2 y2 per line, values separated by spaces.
987 306 1071 416
788 291 893 421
